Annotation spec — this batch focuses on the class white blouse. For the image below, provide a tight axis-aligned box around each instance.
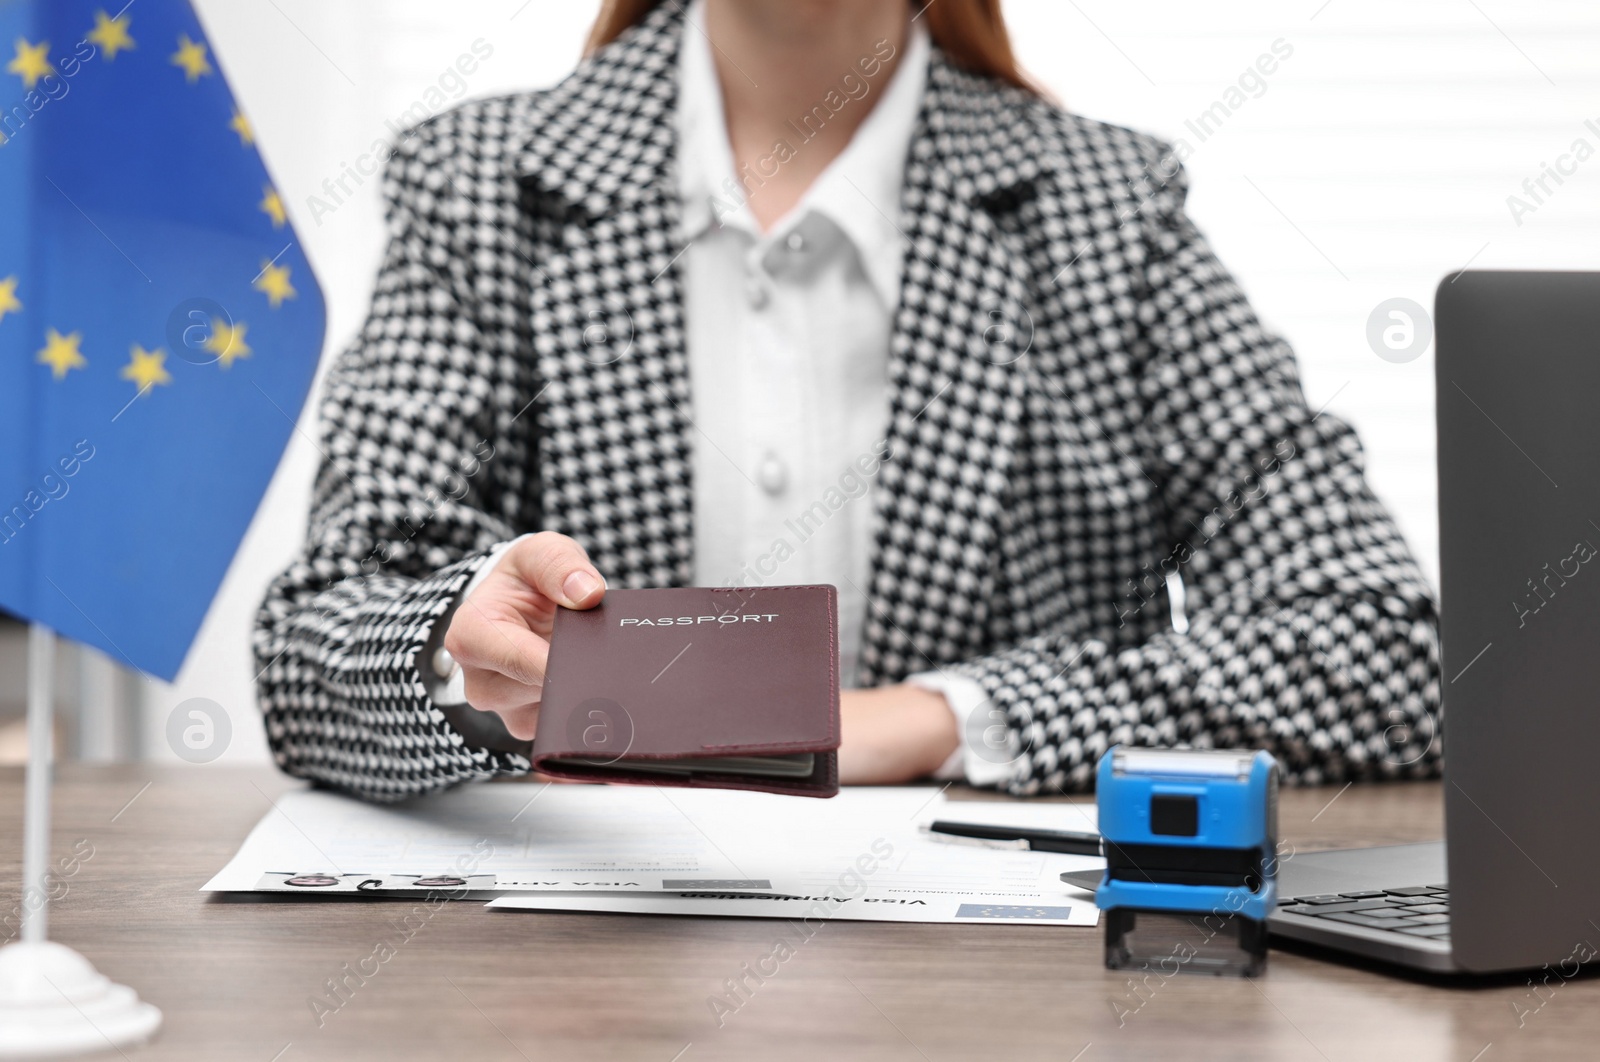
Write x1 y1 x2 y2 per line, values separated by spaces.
674 0 925 690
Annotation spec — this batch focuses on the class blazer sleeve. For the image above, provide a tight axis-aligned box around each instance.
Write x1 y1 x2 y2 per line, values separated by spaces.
252 128 532 802
948 155 1442 794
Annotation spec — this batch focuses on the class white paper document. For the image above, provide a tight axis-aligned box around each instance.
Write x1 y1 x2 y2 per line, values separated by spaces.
487 889 1098 925
205 783 1102 926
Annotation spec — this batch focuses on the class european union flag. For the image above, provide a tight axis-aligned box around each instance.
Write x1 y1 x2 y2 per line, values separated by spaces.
0 1 325 679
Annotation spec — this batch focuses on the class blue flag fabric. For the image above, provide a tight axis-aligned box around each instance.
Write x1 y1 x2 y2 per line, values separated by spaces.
0 1 325 679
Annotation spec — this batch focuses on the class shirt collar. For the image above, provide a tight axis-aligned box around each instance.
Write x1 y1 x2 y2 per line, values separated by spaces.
675 0 929 310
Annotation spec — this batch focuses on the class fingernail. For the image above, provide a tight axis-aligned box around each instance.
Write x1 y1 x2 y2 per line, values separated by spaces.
563 570 601 604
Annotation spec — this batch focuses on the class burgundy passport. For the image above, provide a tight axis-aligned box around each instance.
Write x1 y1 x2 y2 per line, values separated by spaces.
531 585 840 797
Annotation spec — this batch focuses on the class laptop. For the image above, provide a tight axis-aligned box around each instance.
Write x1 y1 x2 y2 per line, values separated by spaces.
1066 271 1600 974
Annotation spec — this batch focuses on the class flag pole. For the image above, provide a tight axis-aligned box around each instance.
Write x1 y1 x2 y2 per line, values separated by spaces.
20 624 54 945
0 626 160 1057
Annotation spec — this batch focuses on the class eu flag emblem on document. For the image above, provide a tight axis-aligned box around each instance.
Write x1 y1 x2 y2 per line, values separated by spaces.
0 2 325 679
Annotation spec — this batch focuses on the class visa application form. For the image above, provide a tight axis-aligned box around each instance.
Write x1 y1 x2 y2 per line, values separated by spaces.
203 784 1101 926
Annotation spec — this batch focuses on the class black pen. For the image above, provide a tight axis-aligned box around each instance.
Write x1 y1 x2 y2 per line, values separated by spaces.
926 820 1103 856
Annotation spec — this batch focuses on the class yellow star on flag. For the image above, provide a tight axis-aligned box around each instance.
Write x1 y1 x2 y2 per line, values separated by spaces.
120 345 172 393
230 108 254 146
170 34 212 82
87 11 135 61
0 276 20 323
259 186 286 228
204 318 251 368
254 261 296 308
7 38 54 89
37 329 87 379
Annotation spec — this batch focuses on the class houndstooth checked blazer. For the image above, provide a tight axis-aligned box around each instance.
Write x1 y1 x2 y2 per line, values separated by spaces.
255 3 1442 802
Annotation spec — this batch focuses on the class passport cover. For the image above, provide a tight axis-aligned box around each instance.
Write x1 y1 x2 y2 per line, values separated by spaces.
531 585 840 797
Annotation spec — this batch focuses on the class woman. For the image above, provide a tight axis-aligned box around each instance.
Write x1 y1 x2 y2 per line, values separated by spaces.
255 0 1441 802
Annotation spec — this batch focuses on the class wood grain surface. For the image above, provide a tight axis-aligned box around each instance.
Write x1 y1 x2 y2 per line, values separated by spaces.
3 767 1591 1062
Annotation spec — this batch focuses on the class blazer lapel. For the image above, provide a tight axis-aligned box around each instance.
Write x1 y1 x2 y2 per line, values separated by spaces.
512 5 696 589
857 57 1046 685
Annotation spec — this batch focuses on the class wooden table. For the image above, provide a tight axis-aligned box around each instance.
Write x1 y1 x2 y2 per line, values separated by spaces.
5 767 1590 1061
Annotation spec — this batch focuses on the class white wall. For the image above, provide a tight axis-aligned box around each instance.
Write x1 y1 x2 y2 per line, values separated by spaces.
142 0 1600 763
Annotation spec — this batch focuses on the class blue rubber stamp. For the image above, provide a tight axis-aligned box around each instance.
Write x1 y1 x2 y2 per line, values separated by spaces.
1095 746 1280 977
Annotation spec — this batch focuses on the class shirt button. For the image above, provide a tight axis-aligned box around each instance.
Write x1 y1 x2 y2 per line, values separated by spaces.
757 451 787 495
432 646 459 681
784 230 806 253
745 274 768 309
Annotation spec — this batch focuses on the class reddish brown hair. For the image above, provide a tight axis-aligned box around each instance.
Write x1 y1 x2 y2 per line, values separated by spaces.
584 0 1038 94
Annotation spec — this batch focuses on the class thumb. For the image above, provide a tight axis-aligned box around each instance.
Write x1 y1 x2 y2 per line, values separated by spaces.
506 531 606 609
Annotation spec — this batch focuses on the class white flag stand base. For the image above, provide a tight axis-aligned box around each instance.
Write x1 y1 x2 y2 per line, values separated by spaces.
0 940 161 1058
1 627 162 1057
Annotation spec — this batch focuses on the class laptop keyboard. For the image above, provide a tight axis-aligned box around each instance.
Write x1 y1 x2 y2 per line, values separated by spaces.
1278 885 1451 942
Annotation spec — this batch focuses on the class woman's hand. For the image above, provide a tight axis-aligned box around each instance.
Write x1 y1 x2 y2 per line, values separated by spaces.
442 532 606 741
838 683 961 785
